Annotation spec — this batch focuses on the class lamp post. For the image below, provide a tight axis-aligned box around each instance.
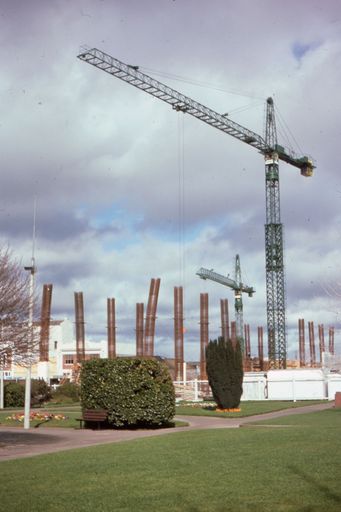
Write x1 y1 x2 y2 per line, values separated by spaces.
23 197 37 429
23 261 35 430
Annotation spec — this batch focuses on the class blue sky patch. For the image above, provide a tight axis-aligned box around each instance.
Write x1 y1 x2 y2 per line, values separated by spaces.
292 40 322 61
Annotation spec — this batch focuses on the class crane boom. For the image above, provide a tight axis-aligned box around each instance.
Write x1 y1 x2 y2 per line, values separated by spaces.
196 267 254 297
77 48 314 176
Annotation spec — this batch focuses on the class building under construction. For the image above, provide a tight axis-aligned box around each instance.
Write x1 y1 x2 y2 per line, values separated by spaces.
3 275 338 386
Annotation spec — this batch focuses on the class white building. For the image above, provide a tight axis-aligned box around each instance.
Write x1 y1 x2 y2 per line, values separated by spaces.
5 319 108 383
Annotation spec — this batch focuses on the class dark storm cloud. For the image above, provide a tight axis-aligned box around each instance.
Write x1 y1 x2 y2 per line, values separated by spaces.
0 207 90 241
38 259 94 287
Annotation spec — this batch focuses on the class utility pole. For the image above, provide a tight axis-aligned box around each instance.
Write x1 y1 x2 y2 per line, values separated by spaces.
23 199 37 430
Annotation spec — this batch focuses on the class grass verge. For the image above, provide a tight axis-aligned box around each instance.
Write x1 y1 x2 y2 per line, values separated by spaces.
176 399 328 418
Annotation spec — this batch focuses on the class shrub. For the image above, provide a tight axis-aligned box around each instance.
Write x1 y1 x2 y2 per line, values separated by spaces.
52 382 80 403
4 379 52 407
31 379 52 406
49 395 75 404
206 337 243 409
4 381 25 407
80 358 175 427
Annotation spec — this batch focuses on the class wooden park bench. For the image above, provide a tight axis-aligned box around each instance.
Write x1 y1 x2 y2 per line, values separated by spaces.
77 409 108 429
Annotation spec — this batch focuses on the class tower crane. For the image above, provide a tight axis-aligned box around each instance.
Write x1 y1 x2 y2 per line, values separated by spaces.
77 47 315 368
196 255 255 351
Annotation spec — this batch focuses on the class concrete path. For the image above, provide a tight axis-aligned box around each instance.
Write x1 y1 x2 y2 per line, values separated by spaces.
0 402 333 462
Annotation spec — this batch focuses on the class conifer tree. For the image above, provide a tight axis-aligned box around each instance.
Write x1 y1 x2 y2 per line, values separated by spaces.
206 337 243 409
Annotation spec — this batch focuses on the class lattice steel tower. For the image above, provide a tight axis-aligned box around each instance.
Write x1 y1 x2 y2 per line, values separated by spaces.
264 98 286 368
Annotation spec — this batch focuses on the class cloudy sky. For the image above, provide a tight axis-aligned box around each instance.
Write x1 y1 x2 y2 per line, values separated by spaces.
1 0 341 360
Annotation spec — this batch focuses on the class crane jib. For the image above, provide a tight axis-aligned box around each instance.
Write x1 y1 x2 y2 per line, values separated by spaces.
77 48 314 174
196 268 255 296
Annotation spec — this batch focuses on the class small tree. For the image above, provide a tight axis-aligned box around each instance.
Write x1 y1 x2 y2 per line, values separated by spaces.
206 337 243 410
0 247 39 369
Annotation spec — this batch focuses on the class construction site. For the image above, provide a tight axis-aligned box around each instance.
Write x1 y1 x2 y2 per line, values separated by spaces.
4 273 340 404
2 46 340 403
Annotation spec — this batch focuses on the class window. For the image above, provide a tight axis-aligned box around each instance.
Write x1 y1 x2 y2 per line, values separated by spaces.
64 355 74 365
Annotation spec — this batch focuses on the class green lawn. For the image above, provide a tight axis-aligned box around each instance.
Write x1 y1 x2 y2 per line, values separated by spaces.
0 408 81 428
0 400 328 427
0 406 187 429
1 408 340 511
176 399 327 418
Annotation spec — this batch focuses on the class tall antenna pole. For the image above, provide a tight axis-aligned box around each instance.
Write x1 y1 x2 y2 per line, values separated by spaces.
24 197 37 430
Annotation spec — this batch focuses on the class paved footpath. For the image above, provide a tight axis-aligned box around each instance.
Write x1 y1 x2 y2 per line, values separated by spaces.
0 402 333 462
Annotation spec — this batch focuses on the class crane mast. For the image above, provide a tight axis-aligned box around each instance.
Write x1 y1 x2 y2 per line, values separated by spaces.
265 98 286 368
196 255 255 352
78 47 315 368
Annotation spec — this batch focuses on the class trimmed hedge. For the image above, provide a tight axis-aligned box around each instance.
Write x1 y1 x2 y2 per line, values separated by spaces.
80 358 175 427
206 337 244 409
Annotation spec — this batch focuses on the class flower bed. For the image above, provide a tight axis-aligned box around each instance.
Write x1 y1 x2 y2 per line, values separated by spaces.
176 401 216 409
215 408 241 413
6 412 68 422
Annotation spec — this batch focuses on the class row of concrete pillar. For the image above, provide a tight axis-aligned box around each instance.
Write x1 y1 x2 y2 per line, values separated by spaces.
38 283 335 380
298 318 334 367
39 279 161 364
74 278 161 363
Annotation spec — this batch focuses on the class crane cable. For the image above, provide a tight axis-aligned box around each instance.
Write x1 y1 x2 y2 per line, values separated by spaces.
140 66 265 101
275 105 304 156
178 113 185 288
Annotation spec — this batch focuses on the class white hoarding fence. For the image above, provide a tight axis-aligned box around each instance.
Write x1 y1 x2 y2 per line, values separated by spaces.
174 368 341 402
